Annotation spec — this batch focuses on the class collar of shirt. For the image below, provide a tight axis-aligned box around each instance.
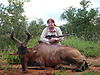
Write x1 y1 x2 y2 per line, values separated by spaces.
47 27 56 33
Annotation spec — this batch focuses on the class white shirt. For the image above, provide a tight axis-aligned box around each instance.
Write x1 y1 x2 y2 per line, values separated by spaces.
40 26 63 44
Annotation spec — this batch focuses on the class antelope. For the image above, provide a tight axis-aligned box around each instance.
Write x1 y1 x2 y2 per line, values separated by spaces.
10 31 88 73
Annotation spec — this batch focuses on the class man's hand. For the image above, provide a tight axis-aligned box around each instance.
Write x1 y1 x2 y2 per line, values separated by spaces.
49 38 59 44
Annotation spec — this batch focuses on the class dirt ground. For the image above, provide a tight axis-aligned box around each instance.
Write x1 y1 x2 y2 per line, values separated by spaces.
0 57 100 75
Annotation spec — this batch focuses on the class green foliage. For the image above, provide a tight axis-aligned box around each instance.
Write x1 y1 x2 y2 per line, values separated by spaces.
61 36 100 57
73 72 99 75
27 36 39 47
7 1 28 41
0 0 99 66
3 36 100 65
6 37 40 64
55 71 100 75
60 0 100 41
0 0 46 49
0 1 28 49
55 71 69 75
7 55 20 64
0 51 13 71
28 19 46 37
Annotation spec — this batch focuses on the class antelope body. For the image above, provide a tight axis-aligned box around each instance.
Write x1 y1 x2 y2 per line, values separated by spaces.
10 31 88 73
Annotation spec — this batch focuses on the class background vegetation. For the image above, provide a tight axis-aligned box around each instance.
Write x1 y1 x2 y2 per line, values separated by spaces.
0 0 100 49
0 0 99 60
0 0 99 57
0 0 99 75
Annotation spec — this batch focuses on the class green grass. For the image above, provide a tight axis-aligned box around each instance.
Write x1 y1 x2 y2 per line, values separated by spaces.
1 36 99 65
11 36 100 58
0 36 99 75
55 71 100 75
61 36 100 57
55 71 69 75
27 37 40 47
27 36 100 57
7 55 20 64
5 37 40 64
73 72 100 75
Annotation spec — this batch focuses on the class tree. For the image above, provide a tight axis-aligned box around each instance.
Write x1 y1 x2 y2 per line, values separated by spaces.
7 1 28 40
0 0 28 49
28 18 46 37
60 0 99 41
0 3 12 49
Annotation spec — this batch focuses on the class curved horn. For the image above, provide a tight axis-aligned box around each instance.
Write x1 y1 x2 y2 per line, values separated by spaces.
23 30 31 47
10 32 21 47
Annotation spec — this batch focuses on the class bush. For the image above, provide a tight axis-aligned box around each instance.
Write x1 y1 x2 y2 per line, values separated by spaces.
73 72 99 75
61 36 100 57
7 55 20 64
7 36 100 64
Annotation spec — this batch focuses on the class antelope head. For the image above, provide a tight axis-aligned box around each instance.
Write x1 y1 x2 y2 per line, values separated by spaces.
10 30 31 55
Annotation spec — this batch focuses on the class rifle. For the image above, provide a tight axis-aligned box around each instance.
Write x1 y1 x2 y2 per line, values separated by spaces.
45 32 74 39
45 35 64 39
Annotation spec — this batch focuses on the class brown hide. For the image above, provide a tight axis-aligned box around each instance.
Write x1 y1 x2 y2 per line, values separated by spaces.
10 31 88 72
27 49 46 66
30 43 86 67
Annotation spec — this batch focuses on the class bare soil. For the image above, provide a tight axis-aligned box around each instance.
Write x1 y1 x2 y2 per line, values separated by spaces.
0 57 100 75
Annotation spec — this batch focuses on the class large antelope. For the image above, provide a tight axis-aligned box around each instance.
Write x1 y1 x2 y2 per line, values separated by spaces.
10 31 88 73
